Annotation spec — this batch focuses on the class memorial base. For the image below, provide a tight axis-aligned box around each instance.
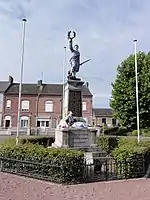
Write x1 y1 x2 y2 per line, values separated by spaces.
52 127 97 149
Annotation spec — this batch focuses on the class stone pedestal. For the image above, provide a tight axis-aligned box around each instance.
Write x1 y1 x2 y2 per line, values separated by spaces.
52 128 97 149
53 78 105 178
62 79 84 118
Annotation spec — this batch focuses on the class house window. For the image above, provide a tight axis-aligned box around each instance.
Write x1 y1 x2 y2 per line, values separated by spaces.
46 121 49 127
4 115 11 128
21 100 29 112
6 100 11 109
82 101 87 111
102 118 106 124
37 120 50 127
112 118 116 126
45 101 53 112
20 116 29 128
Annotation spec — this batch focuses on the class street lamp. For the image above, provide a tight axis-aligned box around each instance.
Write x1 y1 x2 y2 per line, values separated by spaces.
16 18 27 145
133 39 140 143
62 46 67 119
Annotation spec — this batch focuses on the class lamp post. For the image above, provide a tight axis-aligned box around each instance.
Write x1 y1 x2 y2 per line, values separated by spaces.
133 39 140 143
16 18 27 145
62 46 66 119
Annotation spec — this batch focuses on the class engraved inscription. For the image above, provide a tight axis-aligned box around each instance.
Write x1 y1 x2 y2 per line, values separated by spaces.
69 130 90 147
68 90 82 117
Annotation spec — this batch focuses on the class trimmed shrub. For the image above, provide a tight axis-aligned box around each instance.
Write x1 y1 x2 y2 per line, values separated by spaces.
112 138 150 178
102 127 129 136
20 136 55 147
2 136 55 148
117 137 138 147
112 144 148 178
96 136 119 154
141 129 150 137
103 127 119 135
0 143 84 183
115 127 129 136
131 130 138 136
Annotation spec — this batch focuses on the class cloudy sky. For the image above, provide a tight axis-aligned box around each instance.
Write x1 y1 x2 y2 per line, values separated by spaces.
0 0 149 107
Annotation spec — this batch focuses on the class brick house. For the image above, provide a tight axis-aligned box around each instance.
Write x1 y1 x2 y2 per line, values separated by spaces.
3 80 93 129
92 108 117 127
0 76 14 127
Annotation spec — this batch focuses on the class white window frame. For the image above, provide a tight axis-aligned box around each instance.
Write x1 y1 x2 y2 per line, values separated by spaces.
21 100 29 112
20 116 29 128
6 100 11 109
37 119 50 128
82 101 87 111
45 101 53 112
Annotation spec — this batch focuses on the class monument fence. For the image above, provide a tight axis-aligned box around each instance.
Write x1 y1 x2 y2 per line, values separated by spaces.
0 156 146 184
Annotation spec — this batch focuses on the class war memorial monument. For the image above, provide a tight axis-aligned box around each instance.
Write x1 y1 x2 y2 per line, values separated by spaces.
52 32 104 170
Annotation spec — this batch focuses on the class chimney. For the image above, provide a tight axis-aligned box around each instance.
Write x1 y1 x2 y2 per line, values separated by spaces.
37 80 43 92
85 82 89 88
38 80 42 85
8 76 13 84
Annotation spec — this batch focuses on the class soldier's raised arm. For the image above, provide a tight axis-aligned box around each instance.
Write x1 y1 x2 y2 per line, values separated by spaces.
69 38 74 52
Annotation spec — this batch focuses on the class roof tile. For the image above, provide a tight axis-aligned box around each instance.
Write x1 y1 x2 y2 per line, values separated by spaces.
5 83 92 96
93 108 113 117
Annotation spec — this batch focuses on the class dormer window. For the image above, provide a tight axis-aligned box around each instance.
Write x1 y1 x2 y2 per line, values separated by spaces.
6 100 11 109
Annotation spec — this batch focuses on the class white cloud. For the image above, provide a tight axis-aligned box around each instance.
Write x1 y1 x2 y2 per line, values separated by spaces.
0 0 150 107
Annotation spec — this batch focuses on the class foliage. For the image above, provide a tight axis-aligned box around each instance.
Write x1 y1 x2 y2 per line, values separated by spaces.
2 136 55 148
131 130 138 136
0 143 84 183
20 136 55 147
112 138 150 178
96 136 119 154
110 51 150 130
141 129 150 137
103 127 129 136
116 127 129 136
103 127 119 135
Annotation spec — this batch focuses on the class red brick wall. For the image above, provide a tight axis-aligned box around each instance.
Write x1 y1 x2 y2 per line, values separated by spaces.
82 97 93 123
2 94 93 127
3 95 37 127
37 95 62 119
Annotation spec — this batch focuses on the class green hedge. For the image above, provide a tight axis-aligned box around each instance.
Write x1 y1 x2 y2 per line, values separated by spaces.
3 136 55 148
0 143 84 183
103 127 119 135
112 139 150 178
96 136 119 154
130 129 150 137
103 127 129 136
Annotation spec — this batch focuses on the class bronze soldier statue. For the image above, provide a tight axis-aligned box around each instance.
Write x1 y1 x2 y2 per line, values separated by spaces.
67 31 90 79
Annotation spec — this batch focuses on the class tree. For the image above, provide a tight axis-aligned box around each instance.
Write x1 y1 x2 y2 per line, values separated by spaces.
110 51 150 130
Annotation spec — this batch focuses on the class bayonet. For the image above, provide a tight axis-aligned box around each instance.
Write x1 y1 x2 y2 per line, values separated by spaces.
80 59 91 66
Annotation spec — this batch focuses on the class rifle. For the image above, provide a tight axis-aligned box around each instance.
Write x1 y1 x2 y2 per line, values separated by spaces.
79 59 91 66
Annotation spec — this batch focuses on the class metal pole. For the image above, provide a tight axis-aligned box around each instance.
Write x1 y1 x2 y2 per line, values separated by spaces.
133 39 140 143
62 46 66 119
16 18 27 145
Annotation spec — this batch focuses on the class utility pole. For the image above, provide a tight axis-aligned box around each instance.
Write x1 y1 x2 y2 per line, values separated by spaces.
133 39 140 143
16 18 27 145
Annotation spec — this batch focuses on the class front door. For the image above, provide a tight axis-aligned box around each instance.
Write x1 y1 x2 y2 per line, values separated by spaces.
5 120 10 128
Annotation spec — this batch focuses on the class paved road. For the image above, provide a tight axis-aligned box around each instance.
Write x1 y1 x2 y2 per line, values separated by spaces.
0 173 150 200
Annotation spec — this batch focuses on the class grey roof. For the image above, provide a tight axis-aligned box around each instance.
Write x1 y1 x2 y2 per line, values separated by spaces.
0 81 11 93
5 83 93 96
93 108 113 117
